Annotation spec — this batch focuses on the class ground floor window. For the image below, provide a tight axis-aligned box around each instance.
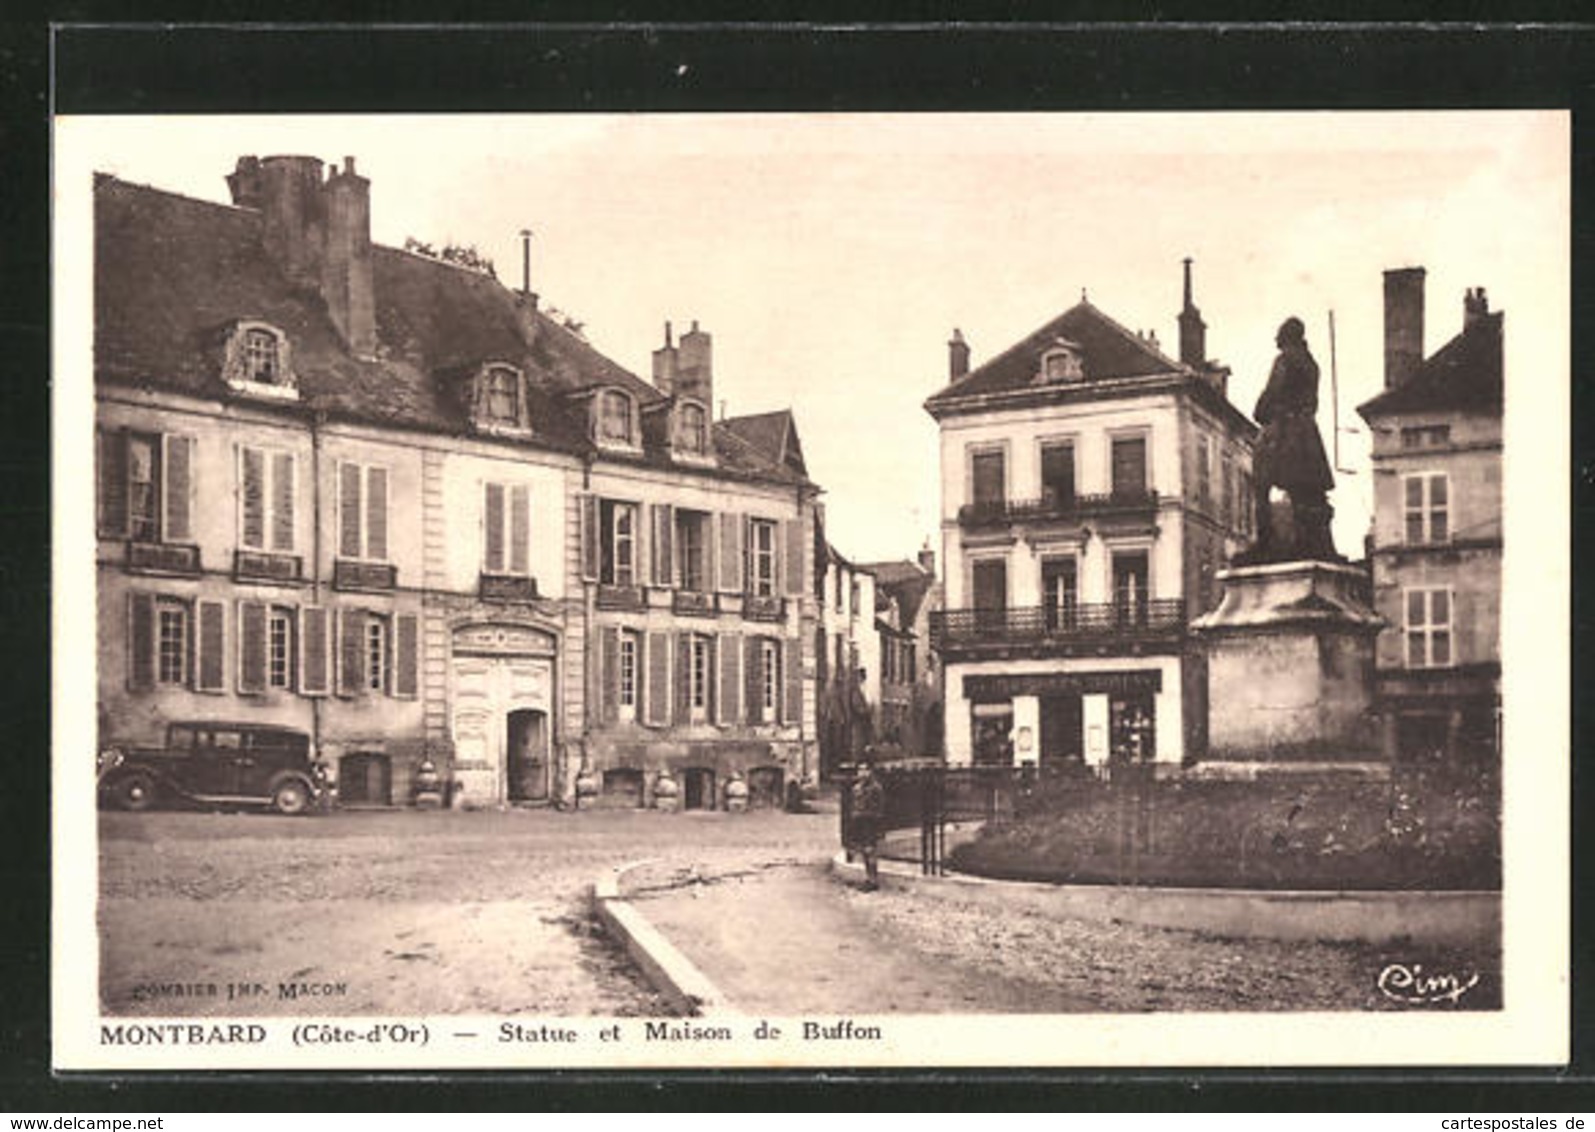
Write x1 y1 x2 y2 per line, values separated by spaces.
971 702 1014 766
156 599 189 685
1109 693 1156 762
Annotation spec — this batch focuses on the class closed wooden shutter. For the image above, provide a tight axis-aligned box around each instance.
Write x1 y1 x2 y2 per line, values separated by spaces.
484 483 505 573
675 633 692 724
271 451 294 551
339 463 362 557
240 447 266 549
299 607 331 696
646 631 670 725
600 626 620 725
651 504 674 586
196 600 226 693
782 637 802 725
784 517 805 597
339 607 366 695
718 632 741 725
97 428 128 537
366 467 388 560
510 484 530 575
127 591 155 691
164 435 193 543
1111 436 1147 496
578 493 599 582
394 613 418 699
744 636 762 724
718 512 743 593
972 449 1005 506
238 600 267 694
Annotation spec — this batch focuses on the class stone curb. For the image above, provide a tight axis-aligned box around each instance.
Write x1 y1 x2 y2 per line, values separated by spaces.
589 859 736 1017
830 844 1500 950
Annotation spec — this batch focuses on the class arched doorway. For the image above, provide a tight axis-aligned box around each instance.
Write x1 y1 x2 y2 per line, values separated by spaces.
451 623 557 805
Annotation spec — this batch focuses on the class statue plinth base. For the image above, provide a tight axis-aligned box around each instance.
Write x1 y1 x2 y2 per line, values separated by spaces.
1191 560 1384 763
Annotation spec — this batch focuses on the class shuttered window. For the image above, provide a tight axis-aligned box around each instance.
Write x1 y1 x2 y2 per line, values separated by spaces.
394 613 419 699
128 592 191 690
339 462 390 560
645 631 671 725
127 592 155 690
165 436 195 543
651 505 674 586
578 494 600 582
238 600 268 694
97 428 129 537
749 519 777 597
483 482 532 575
782 637 802 726
239 445 295 552
102 431 197 544
784 518 805 597
718 632 741 725
196 600 226 693
300 606 331 696
600 627 622 724
719 513 744 594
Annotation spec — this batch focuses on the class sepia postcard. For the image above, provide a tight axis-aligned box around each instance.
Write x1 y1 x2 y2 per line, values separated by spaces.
52 108 1570 1072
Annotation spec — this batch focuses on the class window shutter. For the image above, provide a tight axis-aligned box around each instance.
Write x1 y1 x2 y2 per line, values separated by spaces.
651 504 674 586
366 467 389 561
97 428 129 537
339 463 363 558
744 636 761 724
127 591 155 691
196 600 226 693
675 633 693 723
782 637 803 725
240 446 266 549
600 627 620 725
718 512 743 594
300 606 331 696
163 435 194 543
578 494 599 582
237 600 267 694
646 630 670 726
718 632 741 726
271 451 294 552
510 484 530 576
339 607 366 695
394 613 419 699
784 517 805 597
484 483 505 573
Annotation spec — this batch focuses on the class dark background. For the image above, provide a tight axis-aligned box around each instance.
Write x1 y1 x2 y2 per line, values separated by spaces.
4 14 1591 1112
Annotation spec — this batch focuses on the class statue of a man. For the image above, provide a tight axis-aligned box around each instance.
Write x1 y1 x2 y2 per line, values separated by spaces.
1244 316 1337 563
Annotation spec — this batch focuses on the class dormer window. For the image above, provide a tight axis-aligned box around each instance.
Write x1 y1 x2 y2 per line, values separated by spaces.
470 363 531 434
1036 339 1084 384
223 321 297 400
674 400 710 458
597 389 638 448
485 366 521 427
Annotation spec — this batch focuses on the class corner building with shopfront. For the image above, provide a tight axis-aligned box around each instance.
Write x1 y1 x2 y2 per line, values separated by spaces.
925 270 1256 772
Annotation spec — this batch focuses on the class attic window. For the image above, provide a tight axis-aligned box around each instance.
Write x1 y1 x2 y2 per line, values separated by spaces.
223 322 297 399
597 390 637 447
1038 343 1084 384
485 366 521 426
674 401 710 458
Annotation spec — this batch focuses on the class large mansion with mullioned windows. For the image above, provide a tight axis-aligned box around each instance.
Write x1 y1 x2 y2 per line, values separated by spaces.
925 265 1256 771
95 154 822 810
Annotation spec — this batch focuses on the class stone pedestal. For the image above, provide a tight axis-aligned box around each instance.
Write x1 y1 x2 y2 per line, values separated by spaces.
1191 560 1384 762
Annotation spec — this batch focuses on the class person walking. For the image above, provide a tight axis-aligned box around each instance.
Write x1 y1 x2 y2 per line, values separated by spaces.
849 757 885 891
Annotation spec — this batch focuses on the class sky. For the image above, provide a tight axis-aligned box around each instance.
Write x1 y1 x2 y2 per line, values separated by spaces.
59 112 1567 562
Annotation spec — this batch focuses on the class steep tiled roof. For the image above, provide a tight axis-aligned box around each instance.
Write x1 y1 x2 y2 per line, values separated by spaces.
924 299 1182 407
858 559 936 625
94 172 809 485
1357 313 1504 418
721 409 807 477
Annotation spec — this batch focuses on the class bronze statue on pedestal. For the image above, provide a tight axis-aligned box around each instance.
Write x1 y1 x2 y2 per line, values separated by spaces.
1237 316 1339 565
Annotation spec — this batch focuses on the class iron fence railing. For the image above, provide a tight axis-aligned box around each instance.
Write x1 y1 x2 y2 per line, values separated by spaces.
930 599 1184 648
958 490 1159 528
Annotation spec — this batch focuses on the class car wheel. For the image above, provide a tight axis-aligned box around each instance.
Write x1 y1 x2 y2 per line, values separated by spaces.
117 772 158 812
272 779 311 816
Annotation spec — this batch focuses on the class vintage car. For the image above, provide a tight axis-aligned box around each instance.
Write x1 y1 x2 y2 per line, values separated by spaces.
97 722 331 815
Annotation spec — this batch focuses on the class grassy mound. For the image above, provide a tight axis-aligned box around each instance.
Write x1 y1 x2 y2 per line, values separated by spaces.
948 764 1500 891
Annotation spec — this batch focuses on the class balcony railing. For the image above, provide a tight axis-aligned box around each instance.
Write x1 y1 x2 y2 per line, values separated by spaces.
332 558 394 591
671 589 716 617
742 594 786 623
958 490 1159 528
239 549 305 583
931 599 1185 649
126 540 201 575
596 583 648 611
480 573 539 602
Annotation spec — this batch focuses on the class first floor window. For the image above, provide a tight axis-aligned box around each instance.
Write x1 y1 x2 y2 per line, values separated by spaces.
1404 473 1450 544
156 599 188 685
750 518 777 597
600 499 638 586
760 639 779 723
484 481 532 575
676 509 711 592
1406 588 1454 668
268 607 295 689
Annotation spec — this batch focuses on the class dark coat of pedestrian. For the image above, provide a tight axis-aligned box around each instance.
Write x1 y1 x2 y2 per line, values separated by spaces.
848 760 886 890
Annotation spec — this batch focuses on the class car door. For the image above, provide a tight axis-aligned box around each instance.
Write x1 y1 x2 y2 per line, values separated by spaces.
192 728 246 797
238 731 286 798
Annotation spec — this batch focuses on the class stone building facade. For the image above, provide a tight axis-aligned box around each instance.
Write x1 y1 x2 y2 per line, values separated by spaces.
1357 268 1503 762
925 266 1256 771
94 154 819 809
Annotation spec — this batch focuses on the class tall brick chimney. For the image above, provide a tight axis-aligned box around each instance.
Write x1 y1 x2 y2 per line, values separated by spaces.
228 154 376 358
652 321 678 394
1177 257 1207 367
322 157 376 357
948 329 970 382
1383 266 1426 389
1464 286 1490 330
676 320 713 407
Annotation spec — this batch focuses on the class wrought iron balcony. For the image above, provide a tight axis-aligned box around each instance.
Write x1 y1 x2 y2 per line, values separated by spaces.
958 490 1159 528
596 583 647 611
125 540 201 575
930 599 1185 651
239 549 305 583
671 589 717 617
742 594 786 623
480 572 539 602
332 557 394 591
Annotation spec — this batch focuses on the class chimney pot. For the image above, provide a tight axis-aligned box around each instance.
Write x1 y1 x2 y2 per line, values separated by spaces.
1178 257 1207 367
948 328 970 382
